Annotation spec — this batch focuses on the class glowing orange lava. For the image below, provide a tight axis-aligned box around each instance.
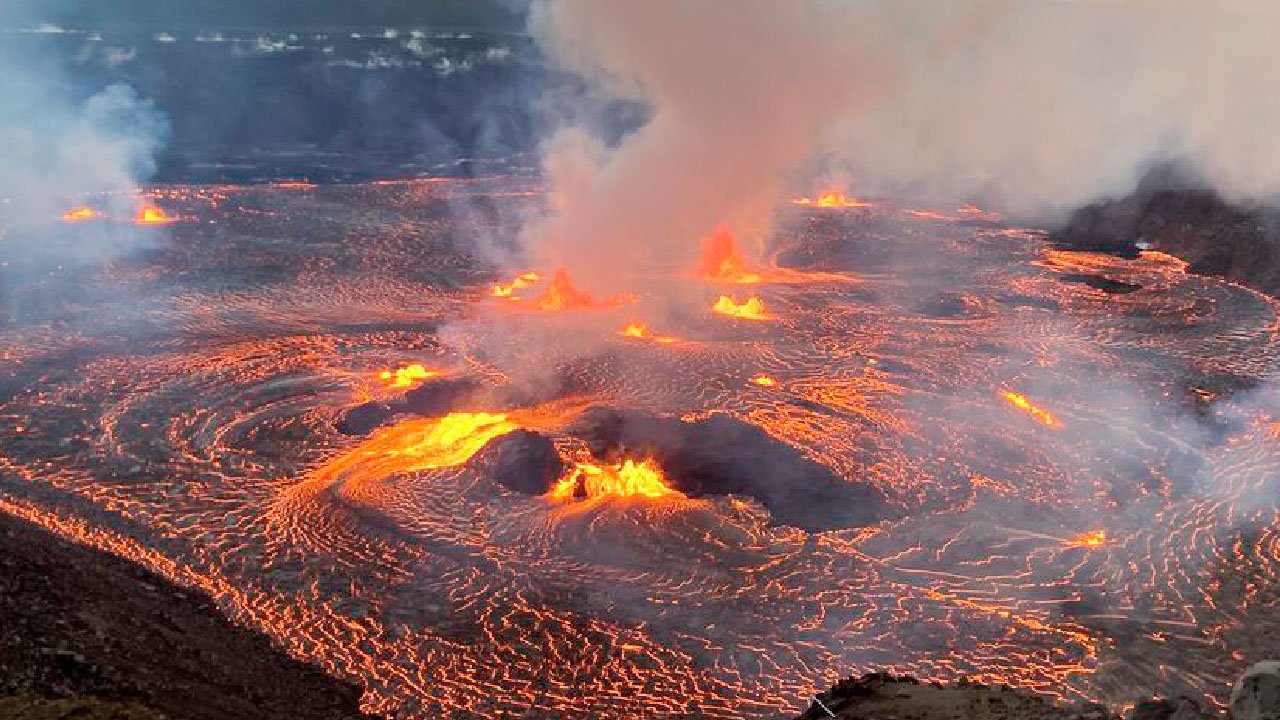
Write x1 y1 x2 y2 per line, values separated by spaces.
750 374 778 387
318 412 518 483
713 295 771 320
619 322 679 344
792 191 872 209
134 204 175 225
61 205 102 222
1063 529 1108 548
1000 391 1060 428
697 224 763 284
548 458 681 501
491 271 541 299
378 364 438 389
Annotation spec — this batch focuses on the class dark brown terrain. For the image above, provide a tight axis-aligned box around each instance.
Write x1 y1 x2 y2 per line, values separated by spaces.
0 512 371 720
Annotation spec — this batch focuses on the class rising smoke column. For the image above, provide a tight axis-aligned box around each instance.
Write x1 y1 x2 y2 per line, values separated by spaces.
522 0 922 292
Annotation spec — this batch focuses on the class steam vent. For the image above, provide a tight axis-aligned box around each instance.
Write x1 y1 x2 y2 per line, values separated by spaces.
4 2 1280 720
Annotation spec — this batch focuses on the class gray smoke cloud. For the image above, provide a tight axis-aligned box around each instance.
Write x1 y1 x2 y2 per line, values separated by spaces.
0 21 167 258
522 0 1280 287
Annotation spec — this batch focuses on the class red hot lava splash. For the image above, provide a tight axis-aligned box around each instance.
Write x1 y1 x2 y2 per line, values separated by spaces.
2 178 1279 719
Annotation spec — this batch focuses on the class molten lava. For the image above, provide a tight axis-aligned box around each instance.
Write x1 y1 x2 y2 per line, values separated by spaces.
548 457 681 501
792 191 872 209
1064 529 1108 548
61 205 102 223
378 364 438 390
491 271 541 299
619 321 679 344
337 412 518 476
750 374 778 387
134 204 175 225
1000 391 1060 428
697 224 764 284
713 295 771 320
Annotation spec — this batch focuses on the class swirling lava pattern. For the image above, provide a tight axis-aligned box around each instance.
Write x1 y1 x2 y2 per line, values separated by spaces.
1 179 1279 719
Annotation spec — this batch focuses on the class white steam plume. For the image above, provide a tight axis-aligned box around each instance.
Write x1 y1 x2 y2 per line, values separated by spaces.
525 0 1280 286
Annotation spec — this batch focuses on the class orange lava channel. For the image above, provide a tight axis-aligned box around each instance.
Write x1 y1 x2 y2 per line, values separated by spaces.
378 364 439 390
1063 529 1108 548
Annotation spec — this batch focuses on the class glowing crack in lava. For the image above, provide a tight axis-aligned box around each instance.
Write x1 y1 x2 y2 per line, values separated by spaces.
549 458 682 501
1000 390 1060 428
6 179 1280 720
134 204 175 225
378 364 439 390
712 294 771 320
698 224 765 284
61 205 103 222
792 190 873 209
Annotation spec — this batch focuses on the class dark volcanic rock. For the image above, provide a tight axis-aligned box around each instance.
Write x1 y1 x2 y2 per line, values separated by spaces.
796 672 1115 720
570 408 890 531
1053 168 1280 295
0 513 370 720
1059 273 1143 295
401 377 485 417
335 401 394 435
478 429 565 495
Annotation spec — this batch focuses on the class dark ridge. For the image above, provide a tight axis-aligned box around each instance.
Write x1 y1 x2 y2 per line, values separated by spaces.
0 512 371 720
335 376 485 436
477 429 564 495
1058 273 1143 295
795 673 1213 720
1053 167 1280 295
569 408 891 531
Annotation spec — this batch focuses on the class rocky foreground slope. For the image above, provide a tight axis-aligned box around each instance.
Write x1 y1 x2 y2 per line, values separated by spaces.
0 512 371 720
795 669 1280 720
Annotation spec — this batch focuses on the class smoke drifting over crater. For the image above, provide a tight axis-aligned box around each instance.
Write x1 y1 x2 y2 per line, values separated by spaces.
523 0 1280 288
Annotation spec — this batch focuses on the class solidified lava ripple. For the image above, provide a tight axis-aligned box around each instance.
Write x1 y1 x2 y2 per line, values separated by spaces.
1 178 1279 718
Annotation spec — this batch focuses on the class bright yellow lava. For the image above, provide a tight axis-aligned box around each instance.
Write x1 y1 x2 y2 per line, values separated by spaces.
792 191 873 209
620 322 679 344
317 412 518 484
1063 529 1108 548
713 295 770 320
61 205 102 222
750 374 778 387
1000 390 1059 428
378 364 438 389
549 458 682 501
491 271 541 299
